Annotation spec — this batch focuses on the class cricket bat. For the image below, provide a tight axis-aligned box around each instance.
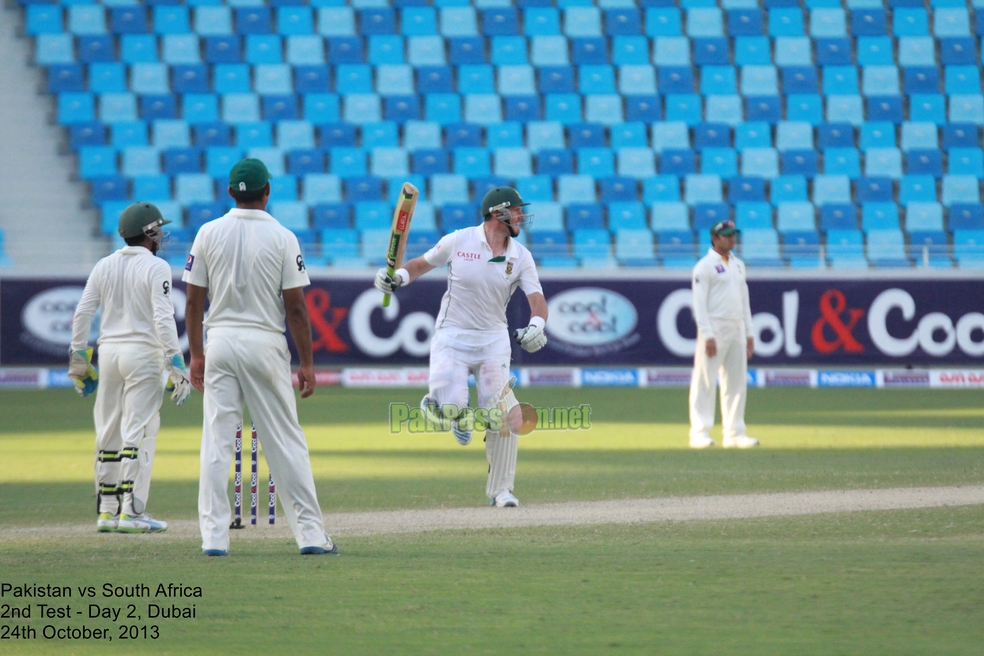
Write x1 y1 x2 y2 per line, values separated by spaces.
382 182 419 307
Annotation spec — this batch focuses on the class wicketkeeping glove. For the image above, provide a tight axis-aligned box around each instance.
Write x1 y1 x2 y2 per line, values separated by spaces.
164 353 192 406
374 267 408 294
513 320 548 353
68 348 99 397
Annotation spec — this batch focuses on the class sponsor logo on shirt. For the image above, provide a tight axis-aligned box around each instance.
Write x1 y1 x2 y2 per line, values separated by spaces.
714 264 725 274
185 254 195 271
456 251 481 261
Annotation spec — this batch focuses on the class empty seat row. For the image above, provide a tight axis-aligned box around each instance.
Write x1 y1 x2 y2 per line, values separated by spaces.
26 6 984 40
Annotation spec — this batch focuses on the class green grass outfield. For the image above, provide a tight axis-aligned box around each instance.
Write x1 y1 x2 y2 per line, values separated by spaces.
1 387 983 654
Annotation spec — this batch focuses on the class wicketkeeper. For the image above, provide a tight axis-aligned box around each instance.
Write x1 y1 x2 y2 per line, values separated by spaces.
375 187 548 508
70 202 191 533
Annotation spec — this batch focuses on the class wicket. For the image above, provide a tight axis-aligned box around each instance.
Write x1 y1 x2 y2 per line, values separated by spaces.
231 422 276 528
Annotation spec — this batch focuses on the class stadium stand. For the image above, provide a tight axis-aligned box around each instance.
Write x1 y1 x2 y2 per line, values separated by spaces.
18 1 984 269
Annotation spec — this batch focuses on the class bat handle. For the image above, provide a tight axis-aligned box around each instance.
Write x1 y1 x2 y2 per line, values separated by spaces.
381 264 396 307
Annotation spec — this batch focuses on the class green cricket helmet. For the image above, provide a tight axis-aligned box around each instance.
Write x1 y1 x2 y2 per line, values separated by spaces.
118 202 170 239
480 186 530 218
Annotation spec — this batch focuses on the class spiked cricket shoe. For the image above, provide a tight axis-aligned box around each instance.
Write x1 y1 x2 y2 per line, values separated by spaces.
97 512 118 533
451 420 472 446
491 491 519 508
723 435 760 449
689 433 715 449
117 513 168 533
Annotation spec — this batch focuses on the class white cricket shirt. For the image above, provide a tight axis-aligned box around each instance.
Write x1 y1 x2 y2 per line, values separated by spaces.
691 248 754 339
423 225 542 342
182 209 310 333
71 245 182 356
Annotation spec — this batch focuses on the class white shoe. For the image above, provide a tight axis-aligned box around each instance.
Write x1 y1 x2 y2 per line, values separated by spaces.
491 491 519 508
723 435 760 449
117 513 168 533
97 512 118 533
689 434 715 449
451 420 472 446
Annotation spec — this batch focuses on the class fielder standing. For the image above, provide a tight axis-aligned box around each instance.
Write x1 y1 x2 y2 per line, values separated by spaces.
69 202 191 533
375 187 548 508
689 220 759 449
183 158 335 556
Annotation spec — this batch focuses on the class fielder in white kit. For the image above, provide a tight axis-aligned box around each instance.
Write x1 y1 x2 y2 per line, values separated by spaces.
374 187 548 508
689 220 759 449
69 202 192 533
183 158 335 556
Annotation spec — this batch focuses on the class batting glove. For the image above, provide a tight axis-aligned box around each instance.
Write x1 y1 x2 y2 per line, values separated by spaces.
164 354 192 406
374 267 408 294
513 317 547 353
68 348 99 397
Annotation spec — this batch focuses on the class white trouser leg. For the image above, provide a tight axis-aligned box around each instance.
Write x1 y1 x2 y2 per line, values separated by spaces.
130 412 160 515
689 330 723 439
236 331 327 550
113 346 165 515
476 341 517 499
427 331 470 418
199 335 246 552
717 322 748 440
93 345 124 513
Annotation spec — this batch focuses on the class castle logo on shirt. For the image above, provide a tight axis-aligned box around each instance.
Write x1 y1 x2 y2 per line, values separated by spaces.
714 264 725 274
505 260 514 275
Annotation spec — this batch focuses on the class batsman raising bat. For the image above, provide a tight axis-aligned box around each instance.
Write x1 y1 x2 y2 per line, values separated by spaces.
375 186 548 508
69 202 191 534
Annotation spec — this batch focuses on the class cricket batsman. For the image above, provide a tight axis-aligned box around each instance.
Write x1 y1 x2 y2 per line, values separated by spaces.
689 220 759 449
374 187 548 508
69 202 191 533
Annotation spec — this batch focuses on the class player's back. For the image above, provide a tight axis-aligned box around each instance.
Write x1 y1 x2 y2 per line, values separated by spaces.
186 208 308 333
92 246 169 347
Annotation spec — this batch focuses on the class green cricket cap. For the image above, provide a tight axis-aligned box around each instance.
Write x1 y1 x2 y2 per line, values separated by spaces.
710 220 739 237
228 158 272 193
118 202 170 239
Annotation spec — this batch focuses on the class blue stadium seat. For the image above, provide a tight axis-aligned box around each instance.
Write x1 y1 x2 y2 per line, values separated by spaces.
566 203 604 230
483 8 519 36
37 35 75 66
943 175 981 206
440 203 479 232
820 204 858 231
736 202 773 229
187 203 229 231
344 176 383 203
867 230 910 267
236 8 271 35
949 148 984 176
354 201 390 230
558 175 596 204
771 175 808 204
608 202 646 229
693 37 730 66
360 8 395 35
27 6 63 35
904 202 944 231
79 35 116 63
658 67 694 94
304 174 343 205
862 203 900 231
516 175 554 202
729 176 766 203
949 204 984 230
48 64 85 93
857 176 894 203
827 229 868 268
782 230 821 267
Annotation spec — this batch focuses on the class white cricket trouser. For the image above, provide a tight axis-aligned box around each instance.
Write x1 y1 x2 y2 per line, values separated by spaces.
689 319 748 440
199 327 327 552
428 330 518 499
93 343 164 514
